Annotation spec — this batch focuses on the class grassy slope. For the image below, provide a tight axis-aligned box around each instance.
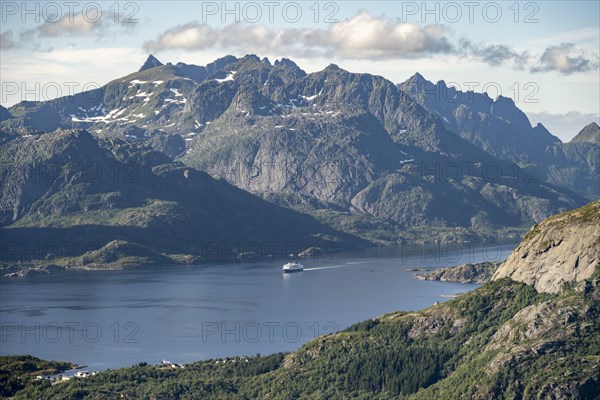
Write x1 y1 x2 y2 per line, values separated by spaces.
0 355 75 398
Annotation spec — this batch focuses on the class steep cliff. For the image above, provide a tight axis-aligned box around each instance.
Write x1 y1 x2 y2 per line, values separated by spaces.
493 200 600 293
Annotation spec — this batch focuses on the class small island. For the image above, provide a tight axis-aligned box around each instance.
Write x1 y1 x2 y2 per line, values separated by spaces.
415 261 502 284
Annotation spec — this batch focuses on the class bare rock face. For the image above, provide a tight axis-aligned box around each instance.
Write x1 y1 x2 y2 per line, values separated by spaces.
401 75 600 200
493 201 600 293
416 261 500 283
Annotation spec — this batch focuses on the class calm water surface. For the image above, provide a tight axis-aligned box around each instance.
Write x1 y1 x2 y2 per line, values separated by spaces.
0 244 515 370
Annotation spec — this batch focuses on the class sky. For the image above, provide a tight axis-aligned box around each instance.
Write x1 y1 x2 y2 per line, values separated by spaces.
1 0 598 141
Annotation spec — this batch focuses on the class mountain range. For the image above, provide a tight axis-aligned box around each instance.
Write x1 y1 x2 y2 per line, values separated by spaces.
399 75 599 199
0 54 596 270
0 129 363 274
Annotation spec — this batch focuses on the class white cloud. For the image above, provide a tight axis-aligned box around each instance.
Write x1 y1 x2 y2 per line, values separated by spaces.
1 10 136 50
38 13 104 37
459 39 529 68
457 40 598 75
531 43 598 75
307 12 453 59
143 12 598 76
144 12 454 59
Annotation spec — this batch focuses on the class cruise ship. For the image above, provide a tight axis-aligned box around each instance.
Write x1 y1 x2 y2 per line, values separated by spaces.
282 262 304 273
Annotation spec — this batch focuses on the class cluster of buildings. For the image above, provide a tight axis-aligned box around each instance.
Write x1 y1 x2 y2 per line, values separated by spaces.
36 370 98 382
160 359 185 369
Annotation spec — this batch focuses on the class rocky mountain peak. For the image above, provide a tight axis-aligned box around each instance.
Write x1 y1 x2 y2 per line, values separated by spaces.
241 54 261 63
399 73 434 97
571 122 600 144
204 55 238 75
274 57 298 68
406 72 428 84
493 95 515 106
139 54 163 71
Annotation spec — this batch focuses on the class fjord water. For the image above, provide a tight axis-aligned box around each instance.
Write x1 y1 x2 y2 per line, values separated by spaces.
0 244 515 370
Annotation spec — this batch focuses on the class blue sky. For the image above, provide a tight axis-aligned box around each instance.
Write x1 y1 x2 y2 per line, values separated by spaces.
1 0 598 140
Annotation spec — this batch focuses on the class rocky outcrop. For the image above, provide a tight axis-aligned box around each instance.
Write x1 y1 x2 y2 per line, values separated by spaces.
493 200 600 293
571 122 600 144
416 261 500 283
